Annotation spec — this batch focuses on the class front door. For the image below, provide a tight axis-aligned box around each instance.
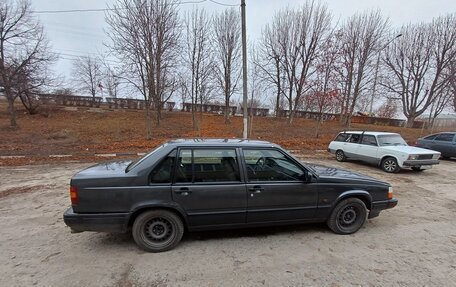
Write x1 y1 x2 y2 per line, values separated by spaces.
242 149 318 223
433 133 456 157
356 134 380 164
172 148 247 227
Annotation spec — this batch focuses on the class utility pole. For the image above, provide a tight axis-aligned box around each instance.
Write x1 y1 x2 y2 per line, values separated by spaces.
241 0 248 139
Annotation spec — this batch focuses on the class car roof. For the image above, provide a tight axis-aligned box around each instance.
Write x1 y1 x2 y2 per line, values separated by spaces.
340 131 399 136
166 138 279 148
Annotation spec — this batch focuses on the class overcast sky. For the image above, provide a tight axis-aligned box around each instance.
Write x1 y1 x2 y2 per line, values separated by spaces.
32 0 456 87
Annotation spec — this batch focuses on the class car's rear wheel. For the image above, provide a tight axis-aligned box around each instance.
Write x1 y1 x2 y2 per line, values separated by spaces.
335 150 346 162
327 198 367 234
381 157 400 173
132 209 184 252
411 166 424 172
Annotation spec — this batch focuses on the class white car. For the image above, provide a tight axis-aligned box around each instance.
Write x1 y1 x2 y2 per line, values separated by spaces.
328 131 440 173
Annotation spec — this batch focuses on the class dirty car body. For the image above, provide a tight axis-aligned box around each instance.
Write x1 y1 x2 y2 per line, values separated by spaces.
64 139 397 252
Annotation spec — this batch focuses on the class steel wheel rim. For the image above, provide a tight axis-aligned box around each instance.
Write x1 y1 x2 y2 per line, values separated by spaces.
143 218 173 244
336 151 343 161
338 206 358 227
384 160 396 172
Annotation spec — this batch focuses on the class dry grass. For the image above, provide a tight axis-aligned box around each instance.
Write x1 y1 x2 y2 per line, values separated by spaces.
0 100 446 164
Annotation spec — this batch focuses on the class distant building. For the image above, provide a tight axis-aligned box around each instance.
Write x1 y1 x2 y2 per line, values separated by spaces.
418 113 456 129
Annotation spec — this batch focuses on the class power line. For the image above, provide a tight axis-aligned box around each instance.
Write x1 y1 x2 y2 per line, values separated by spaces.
208 0 238 7
33 0 234 14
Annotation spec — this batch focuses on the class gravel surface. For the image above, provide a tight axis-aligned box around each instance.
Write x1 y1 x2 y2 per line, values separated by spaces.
1 158 455 287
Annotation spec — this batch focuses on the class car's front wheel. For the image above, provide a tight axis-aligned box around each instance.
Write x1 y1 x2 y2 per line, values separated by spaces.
381 157 400 173
335 150 346 162
132 209 184 252
327 198 367 234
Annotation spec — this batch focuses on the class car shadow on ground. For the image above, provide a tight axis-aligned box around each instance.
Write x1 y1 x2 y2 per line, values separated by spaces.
181 223 328 242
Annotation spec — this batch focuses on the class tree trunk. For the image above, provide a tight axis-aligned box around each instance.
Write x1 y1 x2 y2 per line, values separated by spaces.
6 91 18 128
145 105 152 140
406 116 416 128
315 118 322 138
224 91 230 124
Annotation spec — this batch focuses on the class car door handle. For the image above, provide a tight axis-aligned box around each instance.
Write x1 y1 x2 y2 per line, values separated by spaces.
249 186 264 193
175 187 192 196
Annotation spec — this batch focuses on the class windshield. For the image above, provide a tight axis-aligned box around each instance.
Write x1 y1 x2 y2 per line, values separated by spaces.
377 134 408 146
125 143 167 172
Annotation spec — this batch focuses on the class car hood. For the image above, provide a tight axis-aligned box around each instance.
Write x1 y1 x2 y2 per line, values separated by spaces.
72 160 133 179
380 145 440 155
307 163 388 186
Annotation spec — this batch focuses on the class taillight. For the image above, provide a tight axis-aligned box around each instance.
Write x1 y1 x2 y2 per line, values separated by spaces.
70 186 78 204
388 186 393 199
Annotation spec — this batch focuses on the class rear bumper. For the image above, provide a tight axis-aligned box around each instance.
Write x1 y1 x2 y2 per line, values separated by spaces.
63 207 129 233
368 198 398 219
402 159 439 167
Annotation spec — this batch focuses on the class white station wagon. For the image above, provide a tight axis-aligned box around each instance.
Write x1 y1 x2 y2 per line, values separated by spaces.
328 131 440 173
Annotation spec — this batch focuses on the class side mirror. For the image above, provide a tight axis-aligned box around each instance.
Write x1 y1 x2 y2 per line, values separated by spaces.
301 171 312 182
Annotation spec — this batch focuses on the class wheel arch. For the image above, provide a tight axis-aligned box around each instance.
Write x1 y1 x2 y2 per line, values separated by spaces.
379 154 401 167
126 203 188 230
333 190 372 210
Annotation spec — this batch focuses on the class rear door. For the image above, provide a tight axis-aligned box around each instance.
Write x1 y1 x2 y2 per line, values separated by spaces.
171 148 247 227
343 133 361 159
242 148 318 223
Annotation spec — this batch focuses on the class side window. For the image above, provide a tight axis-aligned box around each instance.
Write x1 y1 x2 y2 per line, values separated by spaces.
176 149 192 183
424 134 437 140
361 135 378 146
348 134 360 143
435 133 455 142
193 149 240 182
243 149 305 182
149 150 176 184
334 133 349 142
175 149 240 183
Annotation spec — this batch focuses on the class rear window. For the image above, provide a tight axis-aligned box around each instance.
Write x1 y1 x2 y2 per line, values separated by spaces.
334 133 349 142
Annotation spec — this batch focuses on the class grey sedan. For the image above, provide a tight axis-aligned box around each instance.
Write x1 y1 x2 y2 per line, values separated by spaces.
416 132 456 159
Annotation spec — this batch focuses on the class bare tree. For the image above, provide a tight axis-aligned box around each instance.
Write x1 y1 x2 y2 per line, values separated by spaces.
213 8 241 124
258 14 284 117
427 85 453 129
447 55 456 112
376 97 399 118
338 10 389 126
308 33 340 137
258 2 332 124
72 55 103 99
384 14 456 127
182 7 213 130
106 0 181 139
102 61 120 99
0 0 54 127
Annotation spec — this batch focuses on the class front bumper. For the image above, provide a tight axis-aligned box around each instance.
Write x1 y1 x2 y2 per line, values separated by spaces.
368 198 398 219
402 159 439 167
63 207 129 233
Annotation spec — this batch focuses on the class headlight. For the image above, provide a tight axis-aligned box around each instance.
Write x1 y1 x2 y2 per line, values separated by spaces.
388 186 393 199
408 154 419 160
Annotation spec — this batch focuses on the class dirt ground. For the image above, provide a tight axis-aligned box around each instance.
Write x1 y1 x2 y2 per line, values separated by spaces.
1 155 455 287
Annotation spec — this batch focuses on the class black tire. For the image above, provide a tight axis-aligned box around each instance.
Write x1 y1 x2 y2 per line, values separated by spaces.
381 157 400 173
132 209 184 252
335 150 346 162
411 166 424 172
327 198 367 234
